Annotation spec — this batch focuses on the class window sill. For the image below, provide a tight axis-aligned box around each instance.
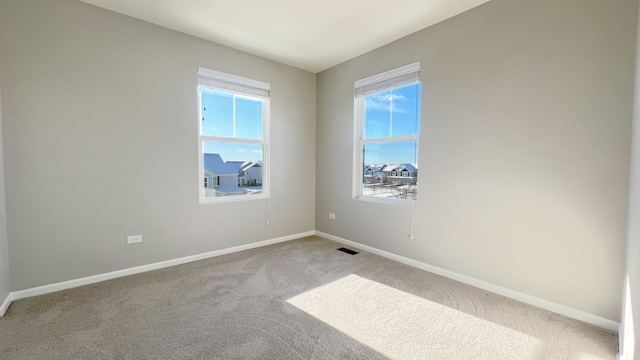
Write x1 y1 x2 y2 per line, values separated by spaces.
200 194 269 205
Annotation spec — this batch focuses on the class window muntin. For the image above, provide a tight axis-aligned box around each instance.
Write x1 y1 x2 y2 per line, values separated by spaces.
354 63 421 205
198 68 269 203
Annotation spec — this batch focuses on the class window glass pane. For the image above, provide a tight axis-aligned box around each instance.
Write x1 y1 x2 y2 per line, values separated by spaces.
235 96 262 140
363 141 418 165
202 142 264 198
201 88 234 137
364 83 421 139
390 84 420 137
362 141 417 200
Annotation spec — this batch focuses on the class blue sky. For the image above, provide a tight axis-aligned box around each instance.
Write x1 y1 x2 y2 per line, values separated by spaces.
364 83 421 165
200 84 421 165
201 88 263 163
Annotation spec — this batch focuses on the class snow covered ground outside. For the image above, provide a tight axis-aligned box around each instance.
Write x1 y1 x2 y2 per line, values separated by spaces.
363 184 417 200
204 186 262 198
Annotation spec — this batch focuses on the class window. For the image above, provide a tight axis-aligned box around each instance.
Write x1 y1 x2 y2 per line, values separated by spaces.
353 62 421 205
198 67 270 203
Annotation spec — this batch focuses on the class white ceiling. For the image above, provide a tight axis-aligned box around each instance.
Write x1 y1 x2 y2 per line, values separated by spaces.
78 0 491 73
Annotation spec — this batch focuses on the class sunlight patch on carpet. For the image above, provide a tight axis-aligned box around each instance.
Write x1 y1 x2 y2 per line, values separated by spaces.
287 274 540 360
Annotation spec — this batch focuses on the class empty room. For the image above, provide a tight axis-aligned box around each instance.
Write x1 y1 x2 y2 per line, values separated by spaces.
1 0 639 358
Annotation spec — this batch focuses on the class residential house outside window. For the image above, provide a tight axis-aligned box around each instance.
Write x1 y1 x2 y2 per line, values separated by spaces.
353 62 421 205
198 67 270 203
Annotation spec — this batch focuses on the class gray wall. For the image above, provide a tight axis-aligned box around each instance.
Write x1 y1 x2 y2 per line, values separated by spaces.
625 1 640 356
316 0 637 321
0 0 316 290
0 86 10 304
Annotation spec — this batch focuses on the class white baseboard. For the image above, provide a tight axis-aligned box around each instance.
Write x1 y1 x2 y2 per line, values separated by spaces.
3 229 621 334
0 292 12 316
618 275 635 359
315 231 620 333
9 230 315 303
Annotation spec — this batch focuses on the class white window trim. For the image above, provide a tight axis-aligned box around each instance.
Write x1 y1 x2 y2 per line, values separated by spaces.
198 67 270 96
197 68 270 204
354 62 420 91
353 62 420 207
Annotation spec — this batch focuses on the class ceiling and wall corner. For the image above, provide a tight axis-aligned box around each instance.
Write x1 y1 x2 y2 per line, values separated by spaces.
76 0 492 73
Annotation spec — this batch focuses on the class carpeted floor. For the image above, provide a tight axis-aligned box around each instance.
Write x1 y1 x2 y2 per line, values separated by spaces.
0 236 618 359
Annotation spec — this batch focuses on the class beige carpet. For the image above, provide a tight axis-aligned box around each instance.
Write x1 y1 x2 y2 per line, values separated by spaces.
0 236 618 359
289 274 611 359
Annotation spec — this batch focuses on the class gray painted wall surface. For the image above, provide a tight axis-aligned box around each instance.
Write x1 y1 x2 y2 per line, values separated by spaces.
0 0 316 290
625 2 640 357
316 0 637 321
0 86 10 303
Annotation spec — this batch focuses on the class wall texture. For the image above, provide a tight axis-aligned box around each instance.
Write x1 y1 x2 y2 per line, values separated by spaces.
316 0 637 321
624 1 640 356
0 0 316 290
0 86 10 305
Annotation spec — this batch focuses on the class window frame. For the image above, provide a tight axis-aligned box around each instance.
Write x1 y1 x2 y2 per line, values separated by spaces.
197 67 270 204
353 62 421 207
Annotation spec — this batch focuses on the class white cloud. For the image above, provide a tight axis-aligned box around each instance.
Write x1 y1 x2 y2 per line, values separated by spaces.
365 93 407 113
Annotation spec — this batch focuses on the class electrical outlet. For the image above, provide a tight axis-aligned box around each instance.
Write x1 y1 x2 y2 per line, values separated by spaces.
127 235 142 244
329 213 336 220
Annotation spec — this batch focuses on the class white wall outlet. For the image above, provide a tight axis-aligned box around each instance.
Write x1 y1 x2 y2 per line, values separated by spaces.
127 234 142 244
329 213 336 220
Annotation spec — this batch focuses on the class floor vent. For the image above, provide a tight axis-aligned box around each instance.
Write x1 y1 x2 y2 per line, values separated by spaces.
337 247 359 255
